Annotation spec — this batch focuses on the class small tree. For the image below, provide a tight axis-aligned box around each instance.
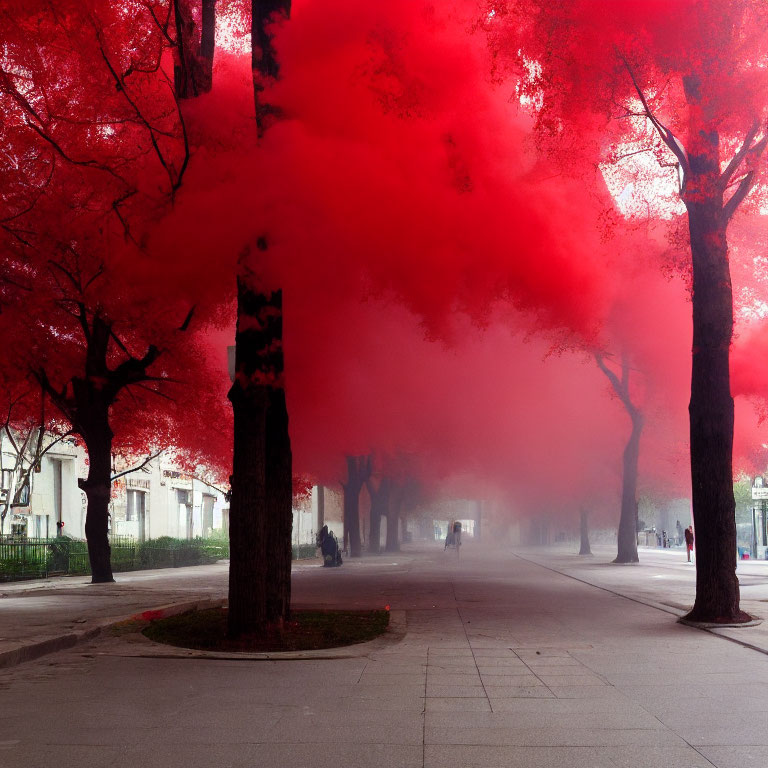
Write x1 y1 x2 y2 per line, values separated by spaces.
578 508 592 556
595 352 644 564
342 455 371 557
491 0 768 621
0 389 71 535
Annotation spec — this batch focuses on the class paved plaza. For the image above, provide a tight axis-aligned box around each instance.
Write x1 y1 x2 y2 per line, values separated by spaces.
1 543 768 767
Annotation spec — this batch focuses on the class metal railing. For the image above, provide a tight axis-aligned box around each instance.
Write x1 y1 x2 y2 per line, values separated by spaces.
0 535 230 582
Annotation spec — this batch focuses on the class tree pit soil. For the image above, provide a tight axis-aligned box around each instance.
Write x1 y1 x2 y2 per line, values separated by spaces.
142 607 390 652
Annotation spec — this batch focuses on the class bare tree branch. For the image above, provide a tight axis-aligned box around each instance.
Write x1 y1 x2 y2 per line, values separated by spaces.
178 305 196 331
723 133 768 221
594 351 641 421
111 447 165 482
618 53 689 192
720 121 760 190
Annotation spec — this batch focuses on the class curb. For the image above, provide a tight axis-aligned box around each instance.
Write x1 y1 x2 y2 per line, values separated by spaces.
0 627 102 670
0 601 405 670
118 609 407 662
0 596 226 671
513 551 768 657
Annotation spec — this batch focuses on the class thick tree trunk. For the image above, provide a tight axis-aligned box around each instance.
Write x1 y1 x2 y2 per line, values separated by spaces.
368 506 382 554
343 455 370 558
344 481 362 557
173 0 215 98
79 407 114 583
343 487 361 556
231 1 293 630
614 414 642 563
682 123 745 622
317 485 324 529
365 476 390 554
252 0 291 133
385 497 401 552
228 384 267 635
579 508 592 556
200 0 216 80
265 380 292 625
227 277 272 637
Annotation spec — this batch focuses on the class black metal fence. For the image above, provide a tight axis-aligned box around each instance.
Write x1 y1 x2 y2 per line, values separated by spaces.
0 535 230 582
0 537 51 581
0 534 317 583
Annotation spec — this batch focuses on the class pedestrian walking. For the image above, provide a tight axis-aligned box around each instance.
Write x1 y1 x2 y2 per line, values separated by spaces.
684 525 694 562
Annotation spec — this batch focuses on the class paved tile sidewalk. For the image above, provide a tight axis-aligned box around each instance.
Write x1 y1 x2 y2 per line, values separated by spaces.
1 544 767 767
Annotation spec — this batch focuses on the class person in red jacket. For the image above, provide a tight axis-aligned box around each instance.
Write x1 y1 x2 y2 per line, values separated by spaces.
684 525 695 562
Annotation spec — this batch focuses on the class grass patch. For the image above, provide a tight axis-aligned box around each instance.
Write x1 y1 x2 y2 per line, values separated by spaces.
142 607 389 652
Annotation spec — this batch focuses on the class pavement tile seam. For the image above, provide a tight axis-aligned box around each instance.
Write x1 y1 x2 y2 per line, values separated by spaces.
4 549 768 768
514 550 768 663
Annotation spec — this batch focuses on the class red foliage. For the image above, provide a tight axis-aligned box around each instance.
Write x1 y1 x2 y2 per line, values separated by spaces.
0 0 232 481
2 0 767 520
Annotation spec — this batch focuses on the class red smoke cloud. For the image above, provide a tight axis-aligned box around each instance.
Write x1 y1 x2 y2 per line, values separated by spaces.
146 0 768 514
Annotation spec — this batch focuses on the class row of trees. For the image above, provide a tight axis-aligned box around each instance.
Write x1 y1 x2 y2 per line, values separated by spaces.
0 0 293 637
489 0 768 622
2 0 766 631
341 455 420 556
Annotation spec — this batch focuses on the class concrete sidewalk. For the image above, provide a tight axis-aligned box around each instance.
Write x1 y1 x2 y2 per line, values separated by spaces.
0 558 327 668
1 543 768 767
516 544 768 654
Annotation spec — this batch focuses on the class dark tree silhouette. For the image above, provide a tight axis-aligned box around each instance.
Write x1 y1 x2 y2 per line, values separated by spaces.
595 352 643 564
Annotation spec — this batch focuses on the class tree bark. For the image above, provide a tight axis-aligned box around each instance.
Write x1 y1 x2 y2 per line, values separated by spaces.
265 322 292 624
343 455 370 557
173 0 215 98
251 0 291 134
225 0 293 636
385 494 401 552
365 476 390 554
200 0 216 79
227 276 271 636
79 404 114 583
579 508 592 556
595 352 642 564
316 484 324 530
682 113 745 622
615 413 643 563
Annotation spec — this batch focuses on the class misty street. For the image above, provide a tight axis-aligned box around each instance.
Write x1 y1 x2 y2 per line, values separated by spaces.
3 2 768 767
2 544 768 768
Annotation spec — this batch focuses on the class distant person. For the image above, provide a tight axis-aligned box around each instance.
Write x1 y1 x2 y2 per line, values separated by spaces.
662 530 668 548
684 525 694 562
317 525 342 567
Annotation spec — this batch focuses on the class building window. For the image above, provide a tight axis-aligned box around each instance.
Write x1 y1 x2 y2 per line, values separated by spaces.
202 494 215 537
127 490 145 522
1 469 12 490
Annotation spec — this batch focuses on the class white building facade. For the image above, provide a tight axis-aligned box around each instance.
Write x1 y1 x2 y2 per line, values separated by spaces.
1 433 229 541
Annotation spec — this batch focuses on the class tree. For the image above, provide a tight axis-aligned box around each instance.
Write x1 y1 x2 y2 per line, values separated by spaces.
578 508 592 556
385 486 402 553
365 474 391 554
0 1 219 581
226 0 293 635
172 0 217 98
35 289 164 582
342 455 371 557
491 0 768 623
595 352 644 563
